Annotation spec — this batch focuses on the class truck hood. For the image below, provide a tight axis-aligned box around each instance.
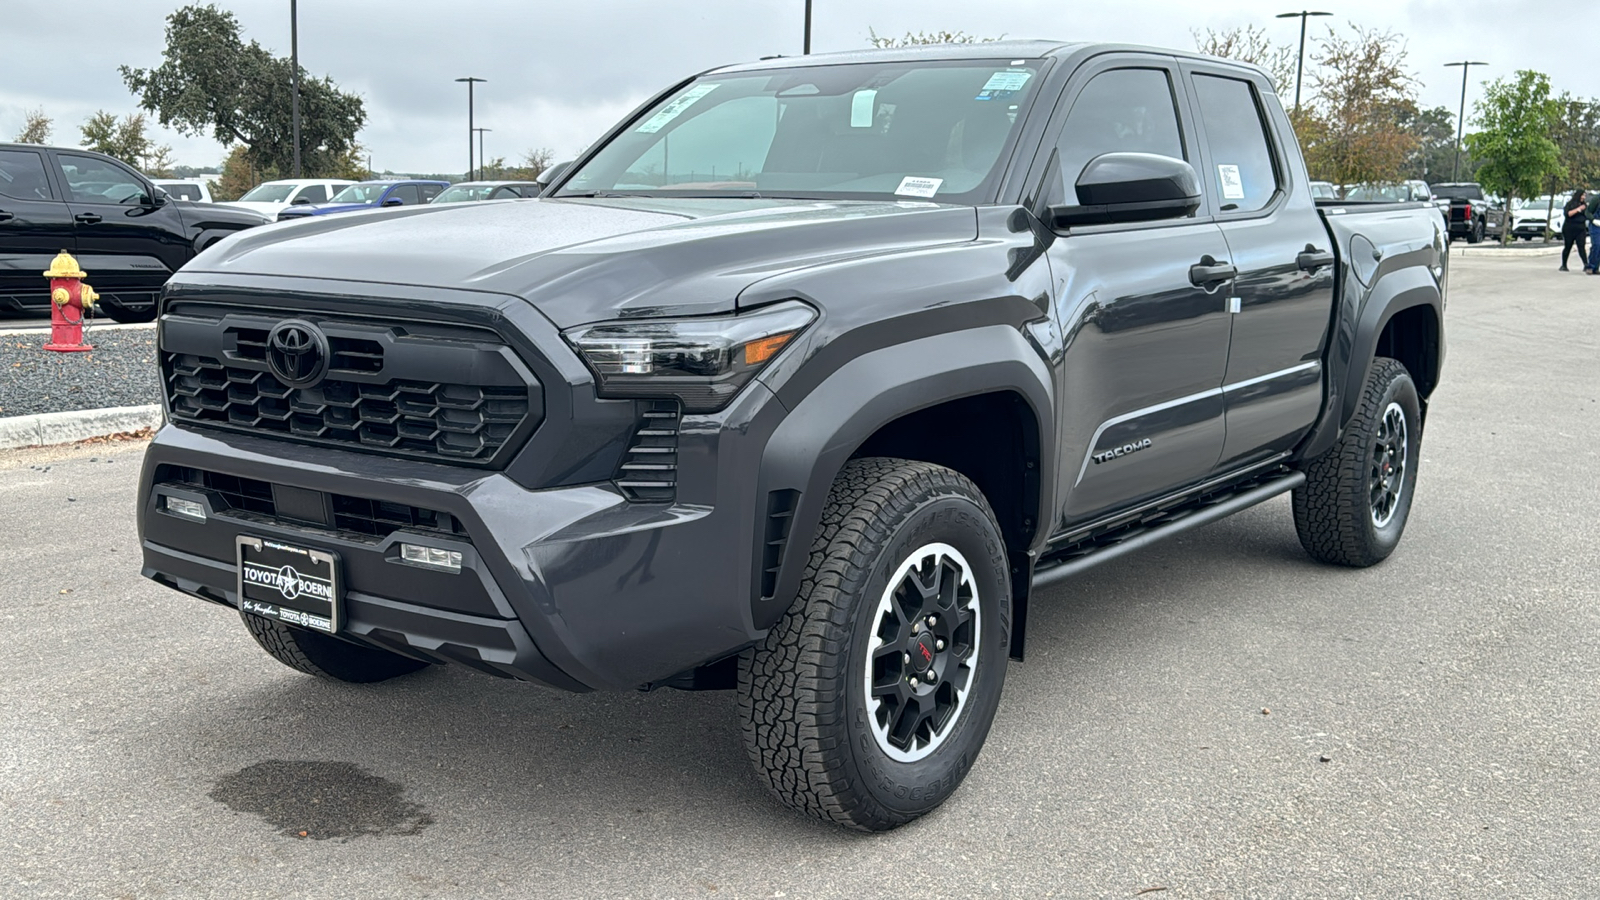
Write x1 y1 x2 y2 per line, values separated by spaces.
187 197 979 327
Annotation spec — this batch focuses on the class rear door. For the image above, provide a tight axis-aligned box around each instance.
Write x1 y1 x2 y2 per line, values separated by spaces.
1179 62 1334 468
0 146 75 311
51 150 189 304
1036 56 1235 525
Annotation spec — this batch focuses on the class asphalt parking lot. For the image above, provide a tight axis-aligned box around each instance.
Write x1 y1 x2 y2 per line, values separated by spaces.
2 253 1596 898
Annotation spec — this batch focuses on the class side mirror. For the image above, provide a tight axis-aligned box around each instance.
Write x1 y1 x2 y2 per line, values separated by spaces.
381 196 404 207
145 186 169 208
291 197 312 205
1048 152 1202 229
535 160 573 190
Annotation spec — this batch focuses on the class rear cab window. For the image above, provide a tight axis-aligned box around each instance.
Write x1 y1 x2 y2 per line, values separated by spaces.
0 148 55 200
1188 73 1280 213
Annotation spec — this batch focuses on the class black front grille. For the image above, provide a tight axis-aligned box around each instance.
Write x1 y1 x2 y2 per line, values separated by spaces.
164 353 531 462
615 400 680 502
163 308 543 466
157 465 465 540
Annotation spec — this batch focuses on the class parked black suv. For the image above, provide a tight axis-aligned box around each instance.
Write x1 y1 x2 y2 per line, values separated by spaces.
0 144 266 322
139 42 1447 831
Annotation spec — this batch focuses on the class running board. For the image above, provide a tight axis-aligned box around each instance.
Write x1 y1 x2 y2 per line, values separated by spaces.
1030 471 1305 591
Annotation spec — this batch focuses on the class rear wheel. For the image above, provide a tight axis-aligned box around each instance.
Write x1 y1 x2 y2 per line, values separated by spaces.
241 612 428 683
1292 357 1421 567
738 458 1010 832
1466 219 1483 243
101 304 157 324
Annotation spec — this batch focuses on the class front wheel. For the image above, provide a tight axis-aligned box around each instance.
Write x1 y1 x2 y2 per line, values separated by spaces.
241 612 429 683
1292 357 1422 567
738 458 1010 832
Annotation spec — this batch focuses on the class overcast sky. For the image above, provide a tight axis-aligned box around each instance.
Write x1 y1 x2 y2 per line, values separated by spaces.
0 0 1576 175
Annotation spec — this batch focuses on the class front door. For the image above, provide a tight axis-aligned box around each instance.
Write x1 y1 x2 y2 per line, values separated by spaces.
1037 59 1235 526
1180 62 1336 467
0 147 75 311
51 151 189 310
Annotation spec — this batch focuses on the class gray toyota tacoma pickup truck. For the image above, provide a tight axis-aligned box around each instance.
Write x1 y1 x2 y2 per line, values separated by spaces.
138 41 1446 831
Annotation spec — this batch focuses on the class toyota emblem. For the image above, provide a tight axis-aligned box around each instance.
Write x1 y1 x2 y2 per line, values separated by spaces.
266 320 329 388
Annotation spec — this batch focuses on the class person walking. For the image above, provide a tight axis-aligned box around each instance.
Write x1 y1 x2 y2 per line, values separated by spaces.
1561 189 1588 271
1587 188 1600 275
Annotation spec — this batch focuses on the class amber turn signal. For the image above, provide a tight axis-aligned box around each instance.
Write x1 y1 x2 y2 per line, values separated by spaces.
743 332 796 366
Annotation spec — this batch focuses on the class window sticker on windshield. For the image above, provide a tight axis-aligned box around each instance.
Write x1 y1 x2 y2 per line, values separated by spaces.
976 70 1032 100
636 83 720 134
851 89 878 128
1217 164 1246 200
895 176 943 198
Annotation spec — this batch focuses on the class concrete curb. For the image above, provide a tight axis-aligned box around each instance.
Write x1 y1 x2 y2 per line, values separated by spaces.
1453 244 1562 258
0 404 163 451
0 321 156 337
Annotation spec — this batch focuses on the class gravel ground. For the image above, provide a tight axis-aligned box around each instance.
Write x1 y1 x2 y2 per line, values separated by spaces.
0 326 160 417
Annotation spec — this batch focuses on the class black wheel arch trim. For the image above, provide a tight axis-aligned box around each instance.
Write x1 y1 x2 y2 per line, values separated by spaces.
752 324 1055 636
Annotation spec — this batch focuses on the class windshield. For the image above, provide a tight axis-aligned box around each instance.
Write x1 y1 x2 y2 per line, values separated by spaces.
1433 185 1484 201
433 184 501 203
558 59 1044 203
238 183 295 203
330 183 392 203
1520 196 1554 209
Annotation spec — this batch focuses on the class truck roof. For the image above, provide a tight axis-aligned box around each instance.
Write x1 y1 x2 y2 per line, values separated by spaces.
710 40 1269 80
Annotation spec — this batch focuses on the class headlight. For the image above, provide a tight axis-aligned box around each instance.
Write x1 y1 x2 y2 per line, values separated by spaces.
562 300 816 412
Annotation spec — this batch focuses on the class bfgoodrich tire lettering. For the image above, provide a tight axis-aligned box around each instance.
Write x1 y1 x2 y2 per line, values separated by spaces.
738 458 1010 832
1292 357 1422 567
241 612 428 683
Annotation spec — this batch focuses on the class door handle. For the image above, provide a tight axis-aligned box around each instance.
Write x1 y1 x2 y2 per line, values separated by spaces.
74 212 102 224
1297 247 1335 271
1188 257 1237 287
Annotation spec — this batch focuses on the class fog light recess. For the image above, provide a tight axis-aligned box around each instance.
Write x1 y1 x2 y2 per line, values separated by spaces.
164 496 207 521
400 543 462 572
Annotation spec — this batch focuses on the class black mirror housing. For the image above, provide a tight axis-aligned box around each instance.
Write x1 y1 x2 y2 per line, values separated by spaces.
381 197 404 207
1049 152 1202 229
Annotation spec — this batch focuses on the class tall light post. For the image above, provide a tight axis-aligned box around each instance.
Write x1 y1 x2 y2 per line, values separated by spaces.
1275 10 1332 114
290 0 301 178
1444 60 1489 182
454 76 486 180
803 0 812 54
473 127 492 180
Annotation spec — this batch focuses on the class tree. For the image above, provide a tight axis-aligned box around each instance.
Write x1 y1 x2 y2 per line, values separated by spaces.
120 4 366 179
1299 25 1421 191
867 28 1001 47
1394 104 1470 183
481 147 555 182
79 110 175 175
1463 70 1563 243
1551 93 1600 190
209 145 260 202
14 108 52 144
1192 25 1296 97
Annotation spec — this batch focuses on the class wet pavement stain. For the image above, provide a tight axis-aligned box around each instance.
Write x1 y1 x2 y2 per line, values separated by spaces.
209 760 433 840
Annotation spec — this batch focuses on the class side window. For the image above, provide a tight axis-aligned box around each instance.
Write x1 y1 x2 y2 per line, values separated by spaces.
55 153 149 205
392 184 421 205
1054 68 1186 206
420 183 443 202
297 184 328 204
0 149 54 200
1190 74 1279 213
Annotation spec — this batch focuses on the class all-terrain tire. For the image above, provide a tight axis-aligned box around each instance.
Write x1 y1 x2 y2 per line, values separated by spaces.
241 612 428 683
737 458 1011 832
1292 357 1422 567
102 304 157 324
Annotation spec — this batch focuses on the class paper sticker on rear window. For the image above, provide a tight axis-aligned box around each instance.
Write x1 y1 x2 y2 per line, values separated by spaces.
1217 164 1245 200
636 83 720 133
895 176 943 198
976 70 1032 100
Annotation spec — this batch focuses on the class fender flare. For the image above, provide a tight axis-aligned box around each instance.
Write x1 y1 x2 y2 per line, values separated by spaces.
751 324 1054 633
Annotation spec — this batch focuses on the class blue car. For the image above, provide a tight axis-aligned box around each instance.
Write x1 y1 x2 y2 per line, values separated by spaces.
275 180 448 222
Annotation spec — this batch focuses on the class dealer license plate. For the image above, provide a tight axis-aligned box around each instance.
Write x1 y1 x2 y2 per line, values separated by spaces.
236 536 342 634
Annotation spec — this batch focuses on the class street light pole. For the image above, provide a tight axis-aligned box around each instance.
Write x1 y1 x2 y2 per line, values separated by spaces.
454 77 486 181
1444 61 1489 182
473 127 491 179
803 0 812 54
290 0 301 178
1275 10 1332 114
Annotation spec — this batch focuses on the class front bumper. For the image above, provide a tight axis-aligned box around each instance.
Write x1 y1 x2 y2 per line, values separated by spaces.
139 377 788 692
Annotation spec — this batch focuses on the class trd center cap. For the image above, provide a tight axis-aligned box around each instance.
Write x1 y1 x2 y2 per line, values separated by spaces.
910 633 936 674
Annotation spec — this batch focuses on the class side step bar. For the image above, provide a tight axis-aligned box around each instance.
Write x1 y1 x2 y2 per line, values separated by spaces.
1030 471 1306 591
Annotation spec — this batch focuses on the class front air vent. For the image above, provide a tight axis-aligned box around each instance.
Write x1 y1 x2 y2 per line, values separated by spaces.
615 400 680 502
